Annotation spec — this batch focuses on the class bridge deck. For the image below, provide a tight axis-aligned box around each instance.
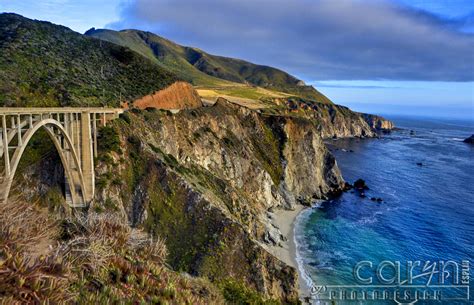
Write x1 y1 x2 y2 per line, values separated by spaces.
0 107 124 115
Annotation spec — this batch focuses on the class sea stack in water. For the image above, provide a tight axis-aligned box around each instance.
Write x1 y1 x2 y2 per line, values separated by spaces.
354 179 369 190
353 179 369 198
463 135 474 144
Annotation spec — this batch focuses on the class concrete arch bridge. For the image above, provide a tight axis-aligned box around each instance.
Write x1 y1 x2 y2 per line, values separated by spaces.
0 108 123 208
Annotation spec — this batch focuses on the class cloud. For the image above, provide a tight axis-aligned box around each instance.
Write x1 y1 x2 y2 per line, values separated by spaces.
110 0 474 81
312 82 402 89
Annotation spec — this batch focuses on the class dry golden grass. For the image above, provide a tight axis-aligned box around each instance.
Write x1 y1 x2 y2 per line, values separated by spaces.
133 81 203 110
196 84 292 110
0 200 223 304
0 199 71 303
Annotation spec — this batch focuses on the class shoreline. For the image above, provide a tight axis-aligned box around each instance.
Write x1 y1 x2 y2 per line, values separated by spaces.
263 204 313 301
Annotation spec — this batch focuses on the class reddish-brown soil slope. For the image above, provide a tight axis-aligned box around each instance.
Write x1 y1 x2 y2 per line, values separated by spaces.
132 81 203 110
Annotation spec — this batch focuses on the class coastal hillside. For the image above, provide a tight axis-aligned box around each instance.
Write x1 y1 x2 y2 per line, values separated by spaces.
85 28 333 104
272 97 394 138
0 13 177 107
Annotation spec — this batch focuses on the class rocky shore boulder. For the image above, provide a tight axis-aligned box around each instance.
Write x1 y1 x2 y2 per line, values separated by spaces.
264 224 285 246
463 135 474 144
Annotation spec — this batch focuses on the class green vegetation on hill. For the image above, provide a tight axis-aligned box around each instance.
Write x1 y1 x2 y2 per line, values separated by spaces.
0 13 178 107
86 29 230 87
86 28 333 104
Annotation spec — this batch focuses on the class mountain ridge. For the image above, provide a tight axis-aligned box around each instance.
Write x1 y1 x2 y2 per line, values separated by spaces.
85 28 334 104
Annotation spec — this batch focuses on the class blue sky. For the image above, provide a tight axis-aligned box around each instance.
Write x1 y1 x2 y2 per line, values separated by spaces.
1 0 473 120
0 0 121 33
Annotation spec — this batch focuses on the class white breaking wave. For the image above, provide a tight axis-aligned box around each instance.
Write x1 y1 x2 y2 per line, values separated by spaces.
293 208 315 289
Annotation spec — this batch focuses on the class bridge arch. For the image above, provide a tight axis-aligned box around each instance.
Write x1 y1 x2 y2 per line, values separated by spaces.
1 107 123 208
1 118 87 207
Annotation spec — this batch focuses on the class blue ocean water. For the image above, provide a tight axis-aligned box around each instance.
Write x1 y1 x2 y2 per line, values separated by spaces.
295 116 474 304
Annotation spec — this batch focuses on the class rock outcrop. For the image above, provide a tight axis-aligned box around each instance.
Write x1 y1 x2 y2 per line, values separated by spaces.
282 117 344 201
361 113 395 130
279 97 394 138
312 104 378 138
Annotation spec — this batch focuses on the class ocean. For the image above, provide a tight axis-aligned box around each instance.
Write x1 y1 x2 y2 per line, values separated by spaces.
294 115 474 304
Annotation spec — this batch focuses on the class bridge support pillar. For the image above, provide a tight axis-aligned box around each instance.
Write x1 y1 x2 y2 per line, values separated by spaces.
80 111 94 204
65 114 84 207
1 115 10 177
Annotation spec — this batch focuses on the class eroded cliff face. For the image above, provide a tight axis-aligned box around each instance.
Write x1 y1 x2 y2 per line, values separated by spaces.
92 99 345 302
283 118 344 200
312 104 376 138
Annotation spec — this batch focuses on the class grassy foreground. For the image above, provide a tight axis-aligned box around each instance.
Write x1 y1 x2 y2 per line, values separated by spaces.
0 200 224 304
0 199 287 304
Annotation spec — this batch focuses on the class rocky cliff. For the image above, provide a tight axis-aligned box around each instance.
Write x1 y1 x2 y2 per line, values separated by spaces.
278 97 394 138
89 99 345 302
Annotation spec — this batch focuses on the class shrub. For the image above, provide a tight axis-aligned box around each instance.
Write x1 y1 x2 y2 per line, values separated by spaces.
97 126 121 154
119 112 131 124
127 135 141 148
219 279 279 305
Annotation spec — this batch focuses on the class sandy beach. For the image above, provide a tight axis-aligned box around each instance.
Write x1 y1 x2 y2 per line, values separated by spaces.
263 204 313 301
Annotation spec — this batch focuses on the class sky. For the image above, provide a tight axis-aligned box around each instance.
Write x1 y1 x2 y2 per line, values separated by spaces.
1 0 473 120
